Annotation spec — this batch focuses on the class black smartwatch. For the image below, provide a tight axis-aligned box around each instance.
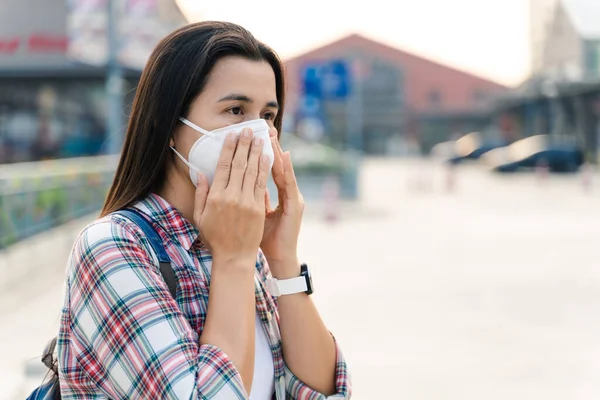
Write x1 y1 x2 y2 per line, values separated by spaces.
267 263 313 297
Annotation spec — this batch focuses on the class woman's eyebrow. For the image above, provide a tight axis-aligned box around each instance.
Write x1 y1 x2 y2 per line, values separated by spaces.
218 93 279 109
218 93 252 103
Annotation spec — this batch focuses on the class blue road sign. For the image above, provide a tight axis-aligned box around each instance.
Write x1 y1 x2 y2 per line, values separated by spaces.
300 95 321 117
302 60 351 101
298 60 352 141
296 95 327 136
303 66 322 98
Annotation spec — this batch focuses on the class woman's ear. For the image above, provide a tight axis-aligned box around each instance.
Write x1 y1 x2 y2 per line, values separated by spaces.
170 120 183 147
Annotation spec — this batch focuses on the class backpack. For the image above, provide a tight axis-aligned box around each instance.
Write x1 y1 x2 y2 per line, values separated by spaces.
26 208 178 400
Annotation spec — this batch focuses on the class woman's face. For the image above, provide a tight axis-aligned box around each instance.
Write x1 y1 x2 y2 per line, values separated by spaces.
171 56 279 172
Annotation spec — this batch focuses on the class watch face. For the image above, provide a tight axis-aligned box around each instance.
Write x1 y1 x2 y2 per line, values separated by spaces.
301 263 313 295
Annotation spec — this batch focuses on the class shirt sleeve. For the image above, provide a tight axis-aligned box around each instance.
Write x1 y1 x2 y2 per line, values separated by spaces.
256 250 353 399
66 219 249 400
283 337 352 400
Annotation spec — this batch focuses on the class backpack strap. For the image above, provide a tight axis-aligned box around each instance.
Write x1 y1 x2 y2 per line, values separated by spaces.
116 209 178 299
27 209 180 400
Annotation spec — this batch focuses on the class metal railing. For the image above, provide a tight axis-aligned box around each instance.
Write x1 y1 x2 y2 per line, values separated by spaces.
0 156 118 249
0 148 361 249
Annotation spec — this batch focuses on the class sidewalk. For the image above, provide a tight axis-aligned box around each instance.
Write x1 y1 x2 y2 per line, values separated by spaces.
0 213 96 400
4 158 600 399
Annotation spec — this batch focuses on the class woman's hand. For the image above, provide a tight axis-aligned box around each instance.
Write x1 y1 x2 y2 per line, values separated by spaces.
193 128 270 268
193 128 268 393
260 129 305 279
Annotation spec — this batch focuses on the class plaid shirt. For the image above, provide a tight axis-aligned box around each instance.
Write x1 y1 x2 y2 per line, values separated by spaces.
57 193 351 399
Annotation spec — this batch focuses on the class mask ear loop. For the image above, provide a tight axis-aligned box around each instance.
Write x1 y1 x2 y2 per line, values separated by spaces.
179 117 215 137
170 118 204 173
170 144 202 174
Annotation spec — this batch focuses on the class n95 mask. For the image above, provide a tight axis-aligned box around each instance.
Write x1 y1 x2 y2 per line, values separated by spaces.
171 117 275 186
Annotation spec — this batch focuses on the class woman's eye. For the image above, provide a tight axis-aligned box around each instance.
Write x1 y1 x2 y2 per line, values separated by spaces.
262 112 275 121
228 107 243 115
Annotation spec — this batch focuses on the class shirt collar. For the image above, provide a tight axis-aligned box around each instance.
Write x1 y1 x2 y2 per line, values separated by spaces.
133 193 199 251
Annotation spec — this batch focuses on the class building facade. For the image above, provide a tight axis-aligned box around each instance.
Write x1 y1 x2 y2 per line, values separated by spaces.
492 0 600 163
530 0 560 74
284 34 508 155
540 0 600 80
0 0 187 164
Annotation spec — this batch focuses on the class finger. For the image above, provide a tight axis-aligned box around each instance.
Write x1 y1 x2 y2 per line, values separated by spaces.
243 136 263 197
193 173 209 223
211 132 238 191
264 189 272 213
282 151 300 200
254 154 271 202
228 128 254 191
274 132 284 156
272 138 285 205
270 137 286 204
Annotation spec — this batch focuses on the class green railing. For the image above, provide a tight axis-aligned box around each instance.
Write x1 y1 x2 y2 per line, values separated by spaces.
0 139 361 250
0 156 118 249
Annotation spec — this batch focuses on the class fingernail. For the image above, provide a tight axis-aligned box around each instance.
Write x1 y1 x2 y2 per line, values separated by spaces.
254 137 263 146
243 128 252 137
228 132 237 142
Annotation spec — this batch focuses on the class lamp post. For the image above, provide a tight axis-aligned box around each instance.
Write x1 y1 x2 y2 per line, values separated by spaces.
106 0 124 157
541 78 562 138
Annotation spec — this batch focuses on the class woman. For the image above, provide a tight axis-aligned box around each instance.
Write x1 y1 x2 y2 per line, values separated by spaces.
56 21 351 399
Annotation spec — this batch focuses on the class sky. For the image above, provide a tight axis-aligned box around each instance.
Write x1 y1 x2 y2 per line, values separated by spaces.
176 0 532 87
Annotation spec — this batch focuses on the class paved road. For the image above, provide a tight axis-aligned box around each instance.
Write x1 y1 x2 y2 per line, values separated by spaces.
3 158 600 399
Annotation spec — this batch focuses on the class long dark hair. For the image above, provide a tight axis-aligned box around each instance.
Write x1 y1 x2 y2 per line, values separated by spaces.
101 21 286 216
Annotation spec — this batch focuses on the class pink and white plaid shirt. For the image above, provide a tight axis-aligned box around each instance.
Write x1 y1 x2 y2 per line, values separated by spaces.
56 193 351 399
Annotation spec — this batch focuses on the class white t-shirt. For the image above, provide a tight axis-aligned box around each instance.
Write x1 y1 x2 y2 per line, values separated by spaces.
250 313 275 399
202 262 274 398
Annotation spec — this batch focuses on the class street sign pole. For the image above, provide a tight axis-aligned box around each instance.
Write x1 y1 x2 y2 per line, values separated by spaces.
355 62 363 152
345 76 352 150
106 0 124 157
346 59 363 152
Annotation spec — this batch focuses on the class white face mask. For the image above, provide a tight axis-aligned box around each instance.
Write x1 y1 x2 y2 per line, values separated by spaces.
171 117 275 186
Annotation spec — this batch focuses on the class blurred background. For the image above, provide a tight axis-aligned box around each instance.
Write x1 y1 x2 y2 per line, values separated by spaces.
2 0 600 398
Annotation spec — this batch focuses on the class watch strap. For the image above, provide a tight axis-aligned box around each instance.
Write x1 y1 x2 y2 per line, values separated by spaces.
266 276 308 297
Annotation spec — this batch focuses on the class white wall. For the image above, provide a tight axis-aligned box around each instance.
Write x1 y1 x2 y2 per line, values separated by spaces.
530 0 560 73
541 2 584 80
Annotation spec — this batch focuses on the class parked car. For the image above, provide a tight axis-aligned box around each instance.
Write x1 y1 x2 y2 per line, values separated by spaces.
430 132 507 164
430 140 457 160
481 134 584 173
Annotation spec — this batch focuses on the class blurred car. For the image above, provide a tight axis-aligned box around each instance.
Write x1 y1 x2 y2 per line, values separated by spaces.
430 132 507 164
448 132 507 164
481 134 584 173
430 140 457 160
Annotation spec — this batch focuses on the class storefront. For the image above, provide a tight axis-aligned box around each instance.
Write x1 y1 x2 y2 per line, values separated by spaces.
493 79 600 163
0 69 143 163
0 0 187 164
